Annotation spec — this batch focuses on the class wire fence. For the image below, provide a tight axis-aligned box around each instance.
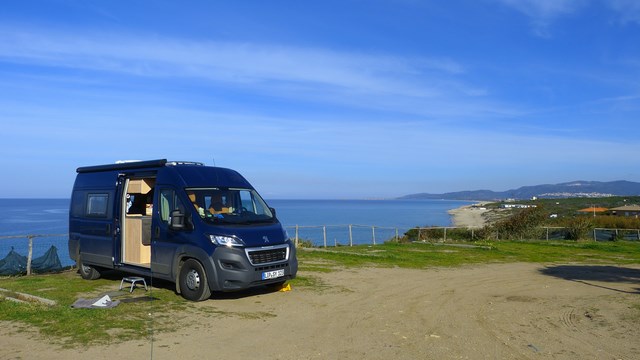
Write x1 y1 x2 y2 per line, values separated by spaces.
285 224 403 247
2 225 639 275
285 224 640 246
0 233 69 275
285 224 492 246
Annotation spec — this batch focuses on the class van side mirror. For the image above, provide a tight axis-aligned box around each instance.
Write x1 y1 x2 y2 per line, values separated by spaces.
269 207 276 217
170 209 185 230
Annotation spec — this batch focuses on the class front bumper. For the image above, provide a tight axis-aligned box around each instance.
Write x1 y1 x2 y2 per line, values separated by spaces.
207 241 298 291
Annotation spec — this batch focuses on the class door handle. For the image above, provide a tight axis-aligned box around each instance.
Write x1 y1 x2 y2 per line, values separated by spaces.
154 226 160 238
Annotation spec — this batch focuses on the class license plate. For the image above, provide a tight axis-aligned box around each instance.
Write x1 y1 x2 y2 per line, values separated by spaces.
262 269 285 280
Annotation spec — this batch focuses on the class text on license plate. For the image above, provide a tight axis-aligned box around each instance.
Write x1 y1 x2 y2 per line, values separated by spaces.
262 269 285 280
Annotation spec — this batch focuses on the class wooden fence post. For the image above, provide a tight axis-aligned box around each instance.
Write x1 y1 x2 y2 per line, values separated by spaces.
323 226 327 248
372 226 376 245
26 235 34 276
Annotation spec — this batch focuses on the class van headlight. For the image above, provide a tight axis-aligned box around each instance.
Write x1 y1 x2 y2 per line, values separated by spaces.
209 235 245 247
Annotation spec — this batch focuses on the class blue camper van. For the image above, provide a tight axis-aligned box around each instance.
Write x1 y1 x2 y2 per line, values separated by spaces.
68 159 297 301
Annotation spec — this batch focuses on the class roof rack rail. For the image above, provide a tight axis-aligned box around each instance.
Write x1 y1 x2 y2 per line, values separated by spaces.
77 159 168 173
166 161 204 166
115 160 144 164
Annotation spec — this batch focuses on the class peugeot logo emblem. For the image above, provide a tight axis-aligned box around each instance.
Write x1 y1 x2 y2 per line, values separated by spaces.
262 236 269 243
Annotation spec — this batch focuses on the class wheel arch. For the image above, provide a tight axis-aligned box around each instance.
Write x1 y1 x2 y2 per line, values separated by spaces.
172 246 217 294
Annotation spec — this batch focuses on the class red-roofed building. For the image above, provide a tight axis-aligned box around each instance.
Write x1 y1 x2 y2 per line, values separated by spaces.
577 207 608 214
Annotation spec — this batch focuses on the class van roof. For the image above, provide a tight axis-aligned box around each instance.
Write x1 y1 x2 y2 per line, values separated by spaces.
76 159 204 173
74 159 253 189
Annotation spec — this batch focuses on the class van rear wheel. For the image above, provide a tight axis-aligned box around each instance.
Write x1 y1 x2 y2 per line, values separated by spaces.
78 256 101 280
179 259 211 301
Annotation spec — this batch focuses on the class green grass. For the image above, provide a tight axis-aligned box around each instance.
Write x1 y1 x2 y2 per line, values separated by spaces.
0 270 188 347
296 240 640 269
1 240 638 347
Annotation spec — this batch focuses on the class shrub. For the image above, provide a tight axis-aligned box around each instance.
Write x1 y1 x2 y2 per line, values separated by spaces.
402 226 441 242
385 236 409 244
474 226 497 241
589 215 640 229
400 226 480 242
295 238 314 248
491 206 547 240
564 217 593 240
446 227 476 241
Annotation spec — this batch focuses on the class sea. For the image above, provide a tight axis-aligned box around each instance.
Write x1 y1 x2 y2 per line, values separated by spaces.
0 198 474 267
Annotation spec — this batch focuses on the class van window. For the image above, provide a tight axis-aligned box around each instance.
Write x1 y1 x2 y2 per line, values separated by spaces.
86 193 109 217
159 189 186 224
239 189 269 214
186 187 274 225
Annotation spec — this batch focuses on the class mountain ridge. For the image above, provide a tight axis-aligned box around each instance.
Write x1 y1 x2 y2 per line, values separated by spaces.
398 180 640 201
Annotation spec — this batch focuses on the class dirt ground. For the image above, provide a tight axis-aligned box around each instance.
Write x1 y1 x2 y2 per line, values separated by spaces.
2 262 639 360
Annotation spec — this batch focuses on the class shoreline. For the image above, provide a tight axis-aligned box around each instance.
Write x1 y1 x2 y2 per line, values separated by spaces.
448 202 491 228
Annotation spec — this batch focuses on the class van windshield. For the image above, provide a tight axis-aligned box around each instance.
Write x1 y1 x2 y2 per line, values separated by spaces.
185 187 275 225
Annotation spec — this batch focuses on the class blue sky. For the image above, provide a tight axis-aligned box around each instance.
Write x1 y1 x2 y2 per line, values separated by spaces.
1 0 639 199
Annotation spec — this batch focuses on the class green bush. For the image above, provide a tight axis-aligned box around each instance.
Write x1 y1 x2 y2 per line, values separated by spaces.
446 227 476 241
384 235 409 244
400 226 479 242
564 217 593 240
491 206 547 240
295 238 315 248
473 226 497 241
589 215 640 229
401 227 429 242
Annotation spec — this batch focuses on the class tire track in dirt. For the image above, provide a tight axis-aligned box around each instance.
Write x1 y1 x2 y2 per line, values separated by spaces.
2 263 639 360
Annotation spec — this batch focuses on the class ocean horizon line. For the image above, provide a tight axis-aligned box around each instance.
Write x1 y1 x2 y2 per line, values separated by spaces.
0 197 479 202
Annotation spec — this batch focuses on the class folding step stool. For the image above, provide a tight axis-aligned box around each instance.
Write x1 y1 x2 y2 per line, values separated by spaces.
119 276 148 293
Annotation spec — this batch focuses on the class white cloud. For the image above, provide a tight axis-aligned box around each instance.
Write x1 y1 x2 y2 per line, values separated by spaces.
498 0 640 35
609 0 640 24
0 25 464 99
0 24 520 122
498 0 584 18
497 0 586 37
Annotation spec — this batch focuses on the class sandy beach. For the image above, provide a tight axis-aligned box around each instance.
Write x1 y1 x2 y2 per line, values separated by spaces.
2 262 639 360
448 202 491 227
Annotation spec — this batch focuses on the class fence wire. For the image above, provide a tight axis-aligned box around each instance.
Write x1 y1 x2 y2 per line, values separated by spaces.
0 233 69 275
285 225 640 246
2 225 639 274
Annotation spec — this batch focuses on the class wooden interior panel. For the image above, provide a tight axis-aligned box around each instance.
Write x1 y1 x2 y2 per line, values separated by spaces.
128 178 155 194
124 216 151 265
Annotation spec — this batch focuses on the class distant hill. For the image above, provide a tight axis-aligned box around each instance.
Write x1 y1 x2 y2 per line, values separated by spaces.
398 180 640 201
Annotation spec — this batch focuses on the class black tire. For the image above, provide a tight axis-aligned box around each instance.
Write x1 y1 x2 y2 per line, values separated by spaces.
178 259 212 301
78 256 101 280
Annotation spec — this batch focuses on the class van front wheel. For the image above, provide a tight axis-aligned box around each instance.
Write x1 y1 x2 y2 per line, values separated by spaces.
78 256 101 280
179 259 212 301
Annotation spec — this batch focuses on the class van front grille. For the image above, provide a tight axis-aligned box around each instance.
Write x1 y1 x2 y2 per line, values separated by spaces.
246 245 289 266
